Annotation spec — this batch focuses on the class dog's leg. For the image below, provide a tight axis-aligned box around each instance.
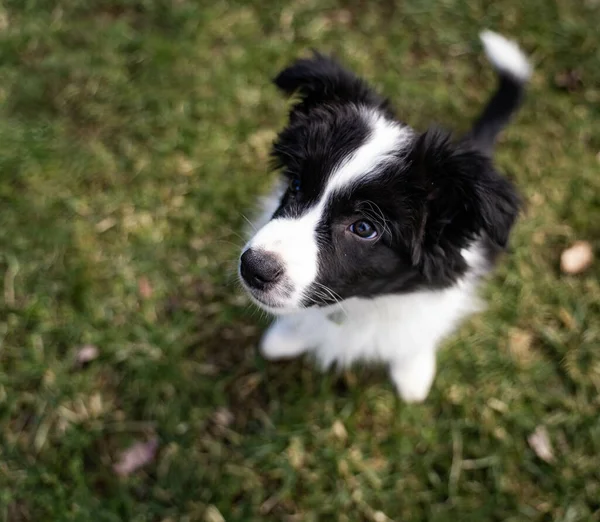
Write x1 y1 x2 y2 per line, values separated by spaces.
260 316 309 360
390 349 437 402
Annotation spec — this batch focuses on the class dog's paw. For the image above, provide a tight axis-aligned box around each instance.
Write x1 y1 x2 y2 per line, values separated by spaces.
260 318 308 360
390 350 436 403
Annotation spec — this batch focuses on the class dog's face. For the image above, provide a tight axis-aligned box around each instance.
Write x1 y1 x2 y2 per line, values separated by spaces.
240 54 520 314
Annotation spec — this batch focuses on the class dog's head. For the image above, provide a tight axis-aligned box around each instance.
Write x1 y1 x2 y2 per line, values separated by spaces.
239 53 520 314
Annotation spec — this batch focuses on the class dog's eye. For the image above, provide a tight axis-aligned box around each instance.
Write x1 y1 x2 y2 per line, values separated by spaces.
349 220 378 240
289 177 301 193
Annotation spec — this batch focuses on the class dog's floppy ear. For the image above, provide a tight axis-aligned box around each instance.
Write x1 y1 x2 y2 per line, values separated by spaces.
408 127 521 269
273 52 391 117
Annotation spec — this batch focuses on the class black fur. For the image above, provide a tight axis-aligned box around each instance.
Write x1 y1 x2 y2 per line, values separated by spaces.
271 105 371 210
470 74 527 155
273 51 394 120
267 51 523 307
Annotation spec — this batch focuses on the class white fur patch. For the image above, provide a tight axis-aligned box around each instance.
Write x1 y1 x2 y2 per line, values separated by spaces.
324 109 412 195
259 243 487 401
480 30 532 82
246 214 321 306
245 109 412 310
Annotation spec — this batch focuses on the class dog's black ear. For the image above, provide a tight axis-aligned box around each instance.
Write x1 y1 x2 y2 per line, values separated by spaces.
407 127 520 270
273 52 391 117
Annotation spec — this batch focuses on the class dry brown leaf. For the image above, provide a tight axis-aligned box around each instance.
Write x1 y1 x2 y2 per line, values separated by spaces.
175 153 195 175
487 397 508 413
286 437 304 469
0 11 10 32
74 344 99 367
558 308 577 330
560 241 593 274
331 420 348 442
554 69 583 92
204 505 225 522
212 408 234 428
113 438 159 476
96 217 117 233
508 328 535 366
138 276 153 299
327 9 352 26
528 426 554 463
373 511 391 522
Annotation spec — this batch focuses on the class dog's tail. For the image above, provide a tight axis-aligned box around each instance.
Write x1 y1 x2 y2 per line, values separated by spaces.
470 31 532 155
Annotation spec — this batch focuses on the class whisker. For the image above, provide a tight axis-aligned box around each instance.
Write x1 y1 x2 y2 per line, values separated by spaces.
313 282 347 316
359 200 391 242
213 226 248 245
213 239 245 250
314 281 344 302
240 214 257 232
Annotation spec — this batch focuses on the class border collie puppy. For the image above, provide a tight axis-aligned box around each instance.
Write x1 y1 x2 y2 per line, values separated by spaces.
239 31 531 402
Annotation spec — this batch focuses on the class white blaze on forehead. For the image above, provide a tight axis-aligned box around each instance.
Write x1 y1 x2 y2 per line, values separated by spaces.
248 109 413 309
323 109 412 197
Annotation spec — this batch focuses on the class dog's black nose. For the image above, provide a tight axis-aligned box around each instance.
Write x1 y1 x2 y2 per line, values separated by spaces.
240 248 283 290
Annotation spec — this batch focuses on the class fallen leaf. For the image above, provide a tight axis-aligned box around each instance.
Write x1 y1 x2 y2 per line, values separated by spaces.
0 12 10 32
286 437 304 469
175 153 195 175
528 426 554 463
74 344 99 367
96 217 117 233
554 69 583 92
212 407 234 428
373 511 391 522
6 502 30 522
113 438 159 476
331 420 348 442
204 505 225 522
327 9 352 26
259 495 280 515
43 369 55 386
88 393 104 418
138 276 153 299
487 397 508 413
558 308 577 330
508 328 535 366
560 241 593 274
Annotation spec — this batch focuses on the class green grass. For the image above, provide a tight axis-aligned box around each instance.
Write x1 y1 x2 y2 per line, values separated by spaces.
1 1 599 520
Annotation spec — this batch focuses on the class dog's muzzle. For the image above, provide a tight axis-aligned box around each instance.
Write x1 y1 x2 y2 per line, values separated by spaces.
239 248 284 291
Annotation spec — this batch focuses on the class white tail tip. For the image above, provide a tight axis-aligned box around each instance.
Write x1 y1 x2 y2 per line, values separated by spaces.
480 30 532 82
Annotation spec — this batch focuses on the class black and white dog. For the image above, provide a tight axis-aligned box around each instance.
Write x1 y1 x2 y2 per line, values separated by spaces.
239 31 531 402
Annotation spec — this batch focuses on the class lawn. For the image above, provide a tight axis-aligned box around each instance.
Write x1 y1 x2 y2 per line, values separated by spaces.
1 1 599 520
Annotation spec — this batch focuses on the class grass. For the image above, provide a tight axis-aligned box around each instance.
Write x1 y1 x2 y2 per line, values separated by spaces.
1 0 599 520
